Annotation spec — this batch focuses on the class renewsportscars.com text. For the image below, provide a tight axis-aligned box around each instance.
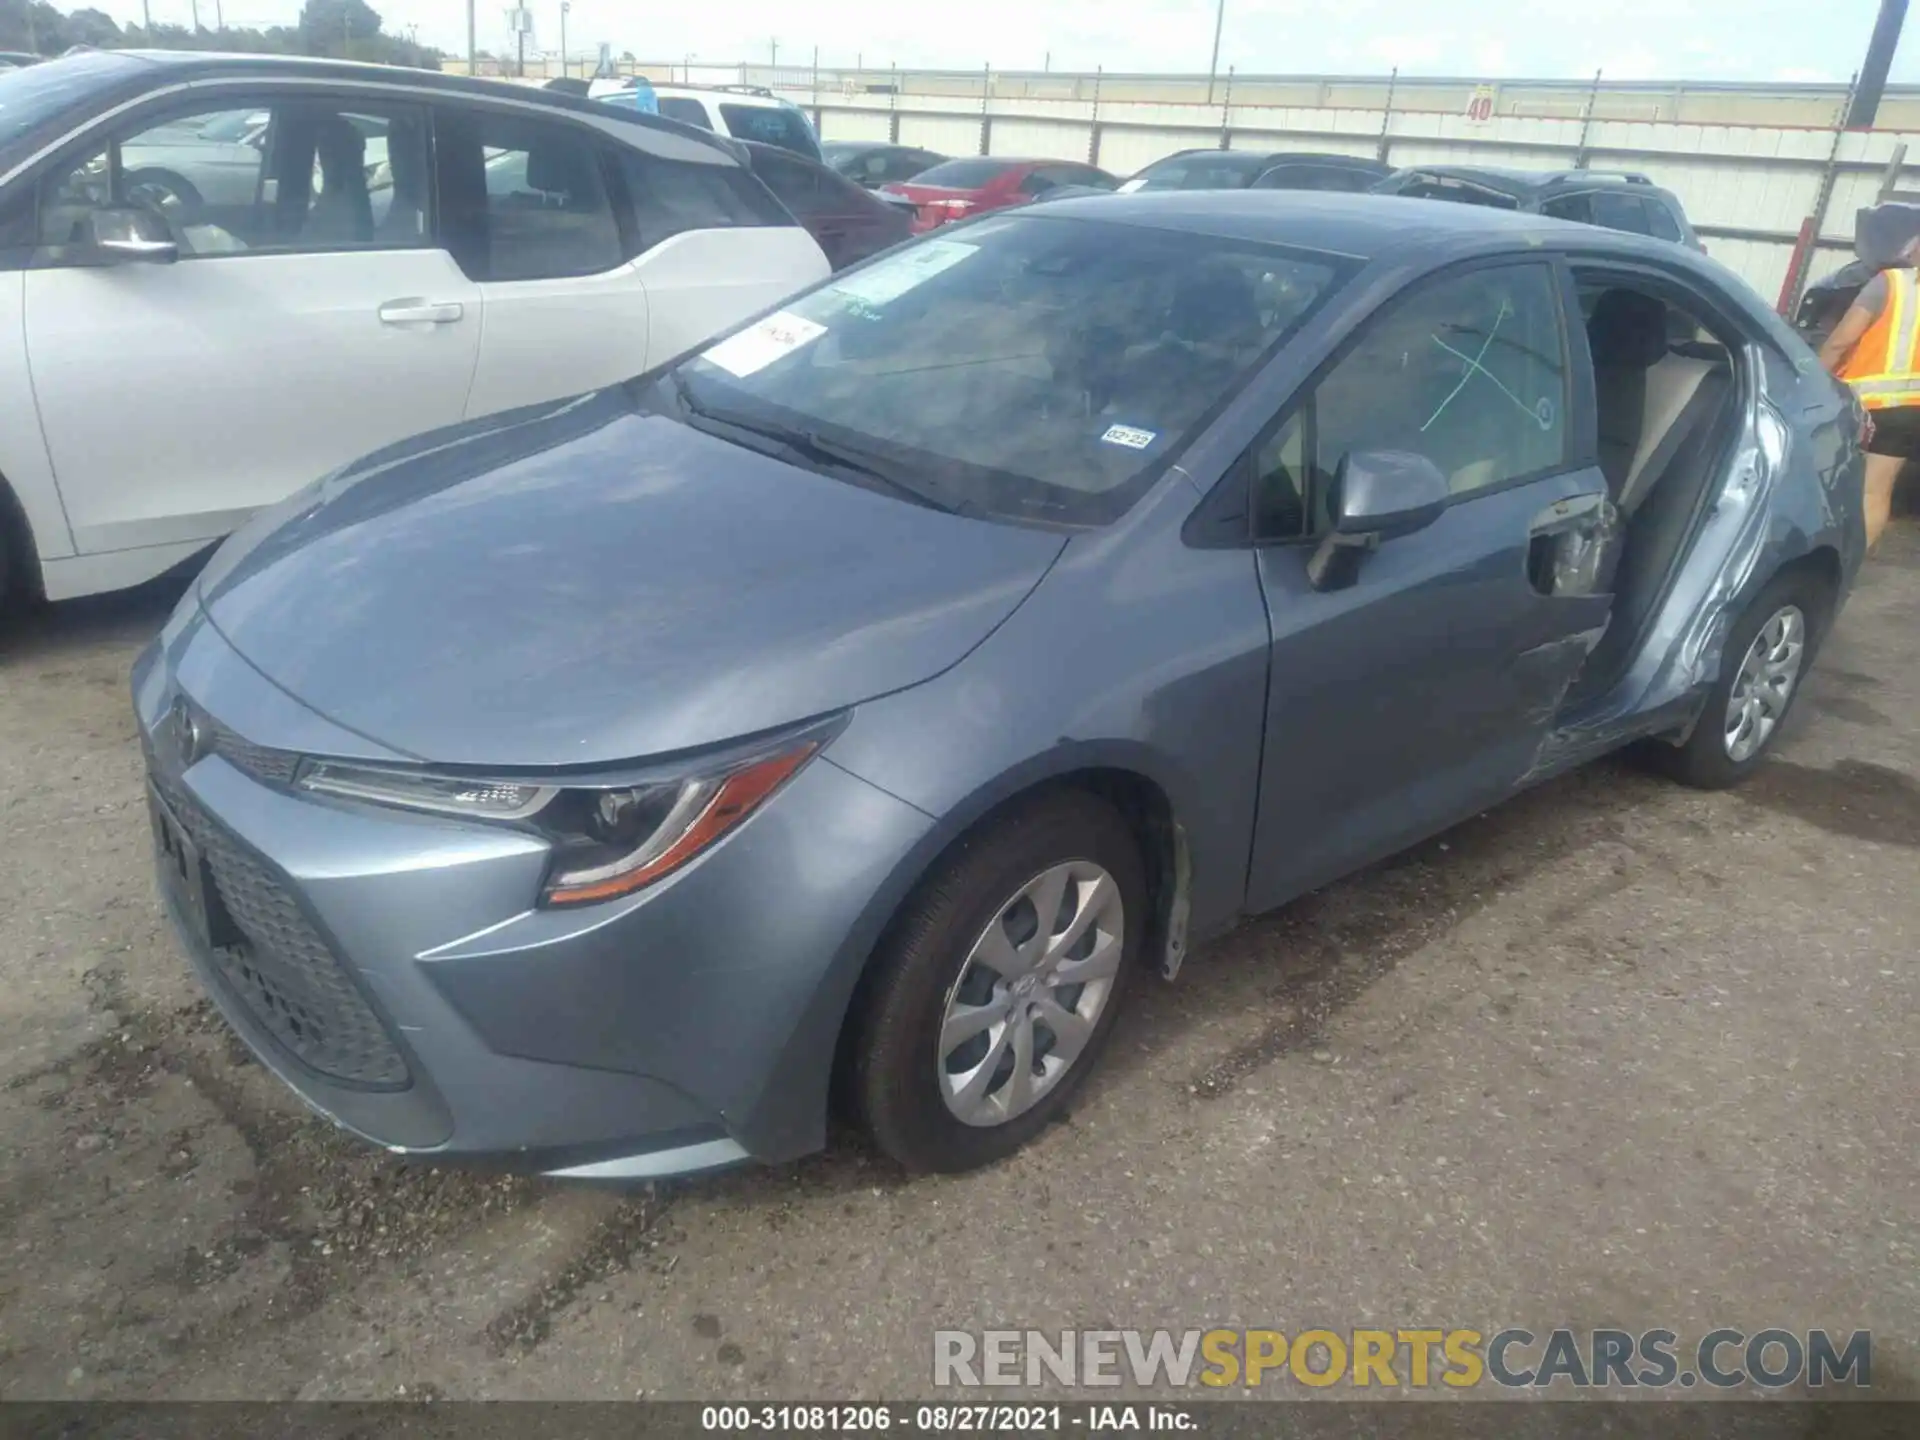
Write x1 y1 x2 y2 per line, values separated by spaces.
933 1328 1872 1390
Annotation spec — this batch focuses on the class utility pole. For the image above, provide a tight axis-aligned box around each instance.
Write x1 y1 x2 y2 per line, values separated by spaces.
188 0 199 32
770 38 778 67
214 0 223 30
559 1 569 77
1206 0 1227 105
141 0 151 33
467 0 476 75
1847 0 1909 128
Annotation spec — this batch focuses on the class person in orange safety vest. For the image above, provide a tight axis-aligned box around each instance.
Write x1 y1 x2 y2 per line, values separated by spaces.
1820 236 1920 552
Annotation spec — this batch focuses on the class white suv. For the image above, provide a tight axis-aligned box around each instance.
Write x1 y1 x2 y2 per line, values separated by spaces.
650 85 823 162
0 53 828 607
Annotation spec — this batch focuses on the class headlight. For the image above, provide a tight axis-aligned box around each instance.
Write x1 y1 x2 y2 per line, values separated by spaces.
293 738 821 907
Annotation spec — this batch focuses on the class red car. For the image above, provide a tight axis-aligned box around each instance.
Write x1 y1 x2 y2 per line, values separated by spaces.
881 157 1119 233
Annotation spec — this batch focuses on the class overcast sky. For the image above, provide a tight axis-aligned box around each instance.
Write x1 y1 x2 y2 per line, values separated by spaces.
95 0 1919 84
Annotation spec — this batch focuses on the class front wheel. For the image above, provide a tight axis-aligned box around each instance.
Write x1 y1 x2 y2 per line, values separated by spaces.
851 790 1145 1173
1647 568 1831 789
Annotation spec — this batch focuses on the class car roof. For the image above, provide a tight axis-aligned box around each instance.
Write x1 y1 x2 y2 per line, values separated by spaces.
1030 188 1654 259
1154 148 1388 169
1393 163 1669 197
40 50 743 161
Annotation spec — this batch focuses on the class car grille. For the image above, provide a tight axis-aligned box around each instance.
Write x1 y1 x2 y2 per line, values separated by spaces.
146 719 410 1090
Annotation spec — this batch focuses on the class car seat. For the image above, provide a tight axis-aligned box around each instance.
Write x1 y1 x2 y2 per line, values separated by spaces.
305 117 373 245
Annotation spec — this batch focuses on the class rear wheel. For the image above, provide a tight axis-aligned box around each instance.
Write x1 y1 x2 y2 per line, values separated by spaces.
852 790 1145 1173
1647 568 1831 789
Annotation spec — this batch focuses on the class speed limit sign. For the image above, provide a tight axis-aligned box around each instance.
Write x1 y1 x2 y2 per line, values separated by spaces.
1466 85 1496 121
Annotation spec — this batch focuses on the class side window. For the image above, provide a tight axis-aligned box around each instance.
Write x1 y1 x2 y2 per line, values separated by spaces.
1541 193 1594 225
436 109 622 282
612 146 785 254
859 153 891 183
1589 192 1653 235
1250 263 1570 537
657 97 713 130
1645 201 1684 242
34 98 428 258
1019 168 1059 197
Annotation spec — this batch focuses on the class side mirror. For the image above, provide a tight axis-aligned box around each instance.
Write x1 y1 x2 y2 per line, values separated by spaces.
1306 449 1449 592
86 205 178 264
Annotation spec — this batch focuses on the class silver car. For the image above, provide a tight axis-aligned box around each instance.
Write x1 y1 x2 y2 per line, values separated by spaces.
135 193 1866 1179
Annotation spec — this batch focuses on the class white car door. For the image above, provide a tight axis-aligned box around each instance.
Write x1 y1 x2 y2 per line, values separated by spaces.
22 93 480 558
433 107 649 418
437 104 827 418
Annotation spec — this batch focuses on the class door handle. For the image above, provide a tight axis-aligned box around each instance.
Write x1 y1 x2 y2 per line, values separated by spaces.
378 299 464 325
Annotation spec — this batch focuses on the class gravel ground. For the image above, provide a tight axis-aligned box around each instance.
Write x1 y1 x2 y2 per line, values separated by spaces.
0 525 1915 1402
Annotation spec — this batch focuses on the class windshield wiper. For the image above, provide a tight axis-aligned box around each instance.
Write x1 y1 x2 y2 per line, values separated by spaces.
667 373 963 515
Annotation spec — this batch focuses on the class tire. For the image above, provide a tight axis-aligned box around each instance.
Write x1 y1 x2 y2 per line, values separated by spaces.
1645 567 1833 789
851 789 1147 1173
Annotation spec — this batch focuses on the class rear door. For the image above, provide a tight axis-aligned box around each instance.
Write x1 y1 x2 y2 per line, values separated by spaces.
433 104 650 416
1244 258 1614 910
610 137 829 365
23 88 479 555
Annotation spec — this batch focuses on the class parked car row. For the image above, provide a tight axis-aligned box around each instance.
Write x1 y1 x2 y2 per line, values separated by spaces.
5 51 1857 1194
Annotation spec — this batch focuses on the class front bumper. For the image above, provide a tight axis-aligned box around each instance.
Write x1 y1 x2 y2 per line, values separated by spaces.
133 604 934 1177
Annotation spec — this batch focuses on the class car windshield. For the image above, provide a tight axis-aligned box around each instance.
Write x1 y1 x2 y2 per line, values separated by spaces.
0 50 142 154
1124 152 1268 192
907 158 1011 189
719 103 819 159
662 213 1355 527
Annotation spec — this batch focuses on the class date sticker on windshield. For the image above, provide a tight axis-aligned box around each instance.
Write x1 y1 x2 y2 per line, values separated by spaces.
1101 424 1158 450
700 311 828 378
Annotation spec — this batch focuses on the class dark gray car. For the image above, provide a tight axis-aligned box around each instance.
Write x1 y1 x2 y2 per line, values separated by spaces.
134 193 1866 1180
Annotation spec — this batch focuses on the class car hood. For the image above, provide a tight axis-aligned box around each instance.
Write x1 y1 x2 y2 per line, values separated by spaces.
198 388 1065 768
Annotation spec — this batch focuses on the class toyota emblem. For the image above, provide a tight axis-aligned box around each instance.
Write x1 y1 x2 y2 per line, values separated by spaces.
169 696 204 769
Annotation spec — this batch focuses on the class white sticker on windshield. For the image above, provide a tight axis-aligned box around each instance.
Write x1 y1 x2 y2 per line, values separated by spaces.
700 311 827 378
1116 177 1148 194
829 240 977 308
1101 424 1158 450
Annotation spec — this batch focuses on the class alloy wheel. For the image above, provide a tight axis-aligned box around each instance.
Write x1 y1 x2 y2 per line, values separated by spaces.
1724 604 1806 763
935 860 1125 1128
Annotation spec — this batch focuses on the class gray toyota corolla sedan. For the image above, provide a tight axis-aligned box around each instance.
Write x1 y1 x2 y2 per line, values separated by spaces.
135 193 1865 1179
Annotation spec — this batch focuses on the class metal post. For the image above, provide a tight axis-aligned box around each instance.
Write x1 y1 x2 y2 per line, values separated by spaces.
1218 65 1233 150
1786 73 1862 318
770 38 778 67
466 0 476 76
189 0 199 32
141 0 151 32
1847 0 1908 129
1376 66 1397 164
214 0 223 30
982 63 998 153
1205 0 1226 106
889 63 900 143
1879 141 1910 201
1574 68 1603 168
1088 65 1103 167
559 2 569 78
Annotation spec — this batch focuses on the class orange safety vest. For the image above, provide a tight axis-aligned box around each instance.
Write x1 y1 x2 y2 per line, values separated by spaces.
1840 266 1920 410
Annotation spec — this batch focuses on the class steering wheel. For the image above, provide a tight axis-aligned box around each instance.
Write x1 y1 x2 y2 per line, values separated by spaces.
121 168 205 231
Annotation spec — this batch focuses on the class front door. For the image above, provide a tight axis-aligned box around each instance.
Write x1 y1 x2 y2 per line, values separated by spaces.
23 93 481 556
1245 259 1615 912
